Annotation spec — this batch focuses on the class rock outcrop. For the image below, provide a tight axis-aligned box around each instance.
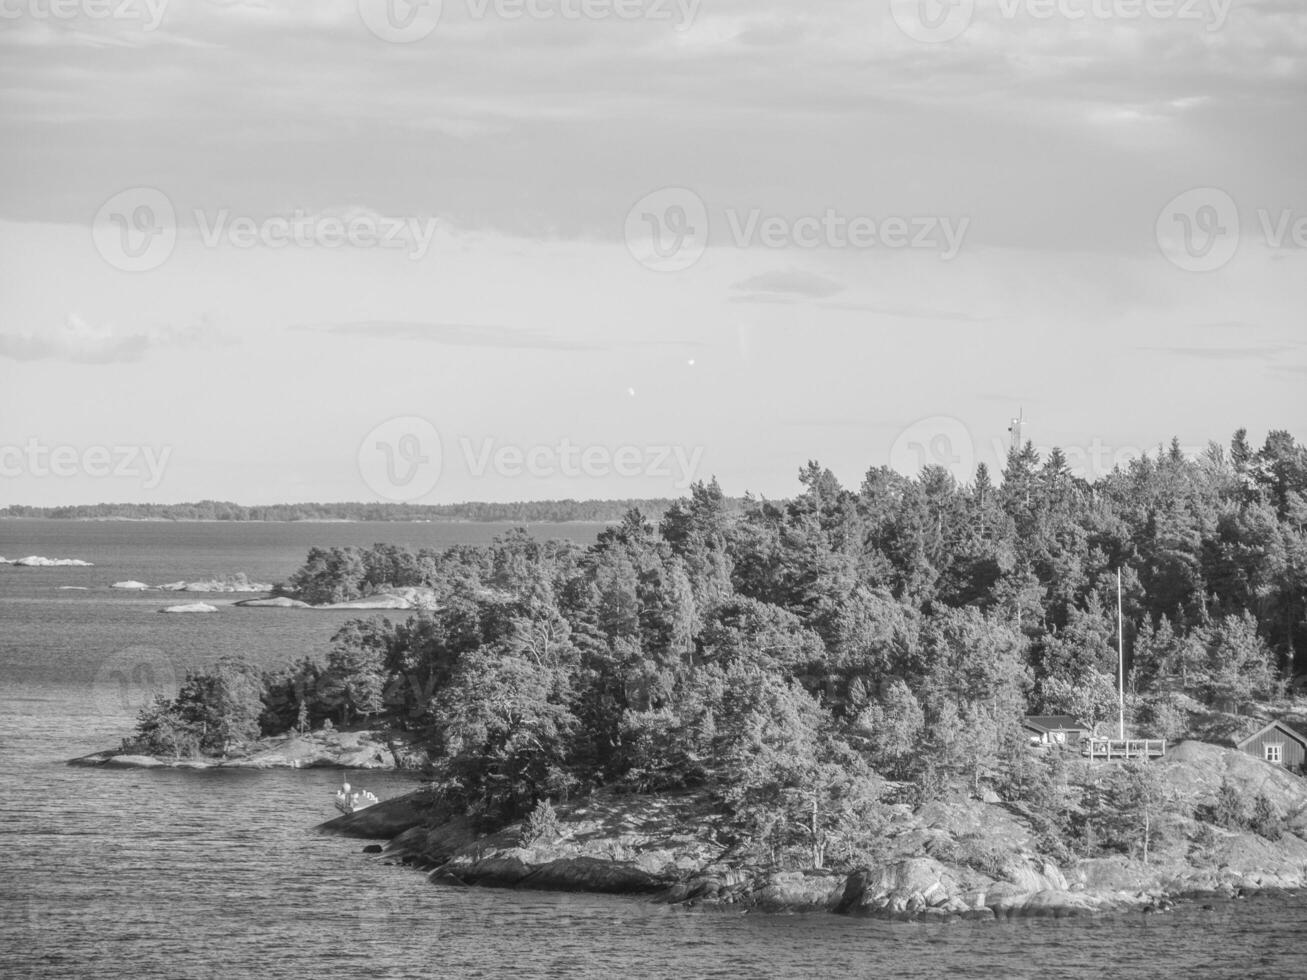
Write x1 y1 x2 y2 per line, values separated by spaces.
223 589 438 611
313 588 439 611
111 580 150 590
69 728 430 772
313 740 1307 921
1 555 94 567
316 594 414 611
159 602 220 614
157 579 274 593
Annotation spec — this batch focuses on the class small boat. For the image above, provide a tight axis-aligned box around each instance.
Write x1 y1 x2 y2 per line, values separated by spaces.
334 781 379 814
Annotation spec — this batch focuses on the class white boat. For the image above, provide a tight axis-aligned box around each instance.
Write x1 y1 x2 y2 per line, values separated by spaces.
334 782 379 814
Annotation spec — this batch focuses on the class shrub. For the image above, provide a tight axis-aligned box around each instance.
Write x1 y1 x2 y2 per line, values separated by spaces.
518 799 562 848
1250 793 1284 841
1190 821 1217 855
938 834 1010 877
1201 778 1249 831
910 761 946 809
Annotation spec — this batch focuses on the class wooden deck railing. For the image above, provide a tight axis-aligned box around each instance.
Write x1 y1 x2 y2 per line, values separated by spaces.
1081 738 1167 761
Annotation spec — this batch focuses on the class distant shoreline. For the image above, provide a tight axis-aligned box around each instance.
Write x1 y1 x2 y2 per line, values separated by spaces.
0 498 715 525
0 515 621 525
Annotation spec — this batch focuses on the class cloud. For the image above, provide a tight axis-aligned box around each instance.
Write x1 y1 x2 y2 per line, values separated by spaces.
728 294 802 306
777 417 874 430
730 270 847 301
819 301 991 323
1137 344 1299 362
295 321 606 351
0 314 201 364
297 320 707 352
1 0 1303 253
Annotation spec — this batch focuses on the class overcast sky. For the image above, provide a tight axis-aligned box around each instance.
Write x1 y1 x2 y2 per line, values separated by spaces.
0 0 1303 505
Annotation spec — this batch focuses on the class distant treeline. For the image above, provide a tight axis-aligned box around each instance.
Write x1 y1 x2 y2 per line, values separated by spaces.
0 499 740 524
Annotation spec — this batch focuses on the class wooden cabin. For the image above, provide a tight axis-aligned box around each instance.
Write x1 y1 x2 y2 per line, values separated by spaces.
1023 715 1091 747
1235 720 1307 772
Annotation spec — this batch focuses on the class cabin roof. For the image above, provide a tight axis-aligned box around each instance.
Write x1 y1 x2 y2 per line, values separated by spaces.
1023 715 1090 732
1235 719 1307 751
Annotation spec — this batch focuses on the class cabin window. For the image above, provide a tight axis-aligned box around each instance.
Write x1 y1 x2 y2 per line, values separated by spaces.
1265 743 1283 764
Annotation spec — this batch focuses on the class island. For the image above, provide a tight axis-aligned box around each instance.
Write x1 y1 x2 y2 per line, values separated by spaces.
71 429 1307 919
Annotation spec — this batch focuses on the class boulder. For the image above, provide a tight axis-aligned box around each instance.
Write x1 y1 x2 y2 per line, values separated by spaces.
837 857 961 914
1015 889 1109 917
748 871 846 911
522 856 667 895
159 603 220 614
318 789 445 841
1002 857 1068 893
454 854 535 887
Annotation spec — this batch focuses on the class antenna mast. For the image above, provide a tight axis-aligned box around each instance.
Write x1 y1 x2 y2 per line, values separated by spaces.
1118 567 1126 741
1008 407 1027 455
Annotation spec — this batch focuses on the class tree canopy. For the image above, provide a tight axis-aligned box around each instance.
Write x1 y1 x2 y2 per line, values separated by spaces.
128 431 1307 860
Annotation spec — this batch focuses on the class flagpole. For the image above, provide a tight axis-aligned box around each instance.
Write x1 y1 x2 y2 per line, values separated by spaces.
1118 567 1125 742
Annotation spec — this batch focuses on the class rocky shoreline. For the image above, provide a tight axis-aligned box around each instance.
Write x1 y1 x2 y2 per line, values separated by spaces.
71 733 1307 920
317 789 1163 919
69 728 431 771
314 740 1307 921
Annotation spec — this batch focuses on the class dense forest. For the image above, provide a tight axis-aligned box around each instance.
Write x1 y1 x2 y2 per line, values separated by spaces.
0 499 697 523
128 429 1307 868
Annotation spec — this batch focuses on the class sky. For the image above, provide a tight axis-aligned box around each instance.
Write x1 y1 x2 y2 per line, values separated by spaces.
0 0 1304 506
